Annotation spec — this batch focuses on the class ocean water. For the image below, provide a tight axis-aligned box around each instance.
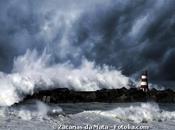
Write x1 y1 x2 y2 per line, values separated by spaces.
0 101 174 130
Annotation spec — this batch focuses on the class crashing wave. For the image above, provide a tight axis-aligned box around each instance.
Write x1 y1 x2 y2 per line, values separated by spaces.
0 50 130 106
77 103 175 123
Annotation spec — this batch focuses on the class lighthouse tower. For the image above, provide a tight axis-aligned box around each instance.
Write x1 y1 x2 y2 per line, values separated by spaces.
139 70 149 92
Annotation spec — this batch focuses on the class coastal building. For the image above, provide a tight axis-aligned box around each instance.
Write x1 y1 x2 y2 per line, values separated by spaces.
139 70 149 92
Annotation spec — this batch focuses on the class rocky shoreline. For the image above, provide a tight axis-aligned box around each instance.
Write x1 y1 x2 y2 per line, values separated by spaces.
23 87 175 103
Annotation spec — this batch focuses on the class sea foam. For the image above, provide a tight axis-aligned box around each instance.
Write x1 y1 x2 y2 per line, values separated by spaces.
79 103 175 123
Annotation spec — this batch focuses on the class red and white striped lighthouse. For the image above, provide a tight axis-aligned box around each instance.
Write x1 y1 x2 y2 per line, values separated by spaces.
139 70 149 92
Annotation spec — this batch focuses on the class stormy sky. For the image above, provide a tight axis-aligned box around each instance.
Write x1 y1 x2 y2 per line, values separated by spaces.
0 0 175 87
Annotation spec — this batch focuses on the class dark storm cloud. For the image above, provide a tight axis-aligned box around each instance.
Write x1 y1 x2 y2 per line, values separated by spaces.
0 0 175 85
69 0 175 82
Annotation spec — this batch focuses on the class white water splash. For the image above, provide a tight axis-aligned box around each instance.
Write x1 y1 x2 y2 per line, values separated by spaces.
0 50 130 106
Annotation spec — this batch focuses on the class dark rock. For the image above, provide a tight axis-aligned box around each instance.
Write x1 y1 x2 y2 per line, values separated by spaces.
23 87 175 103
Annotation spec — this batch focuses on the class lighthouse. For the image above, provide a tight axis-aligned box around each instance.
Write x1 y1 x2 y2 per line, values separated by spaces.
139 70 149 92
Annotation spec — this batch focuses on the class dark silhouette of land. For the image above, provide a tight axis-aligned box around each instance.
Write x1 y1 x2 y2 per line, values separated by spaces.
23 87 175 103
